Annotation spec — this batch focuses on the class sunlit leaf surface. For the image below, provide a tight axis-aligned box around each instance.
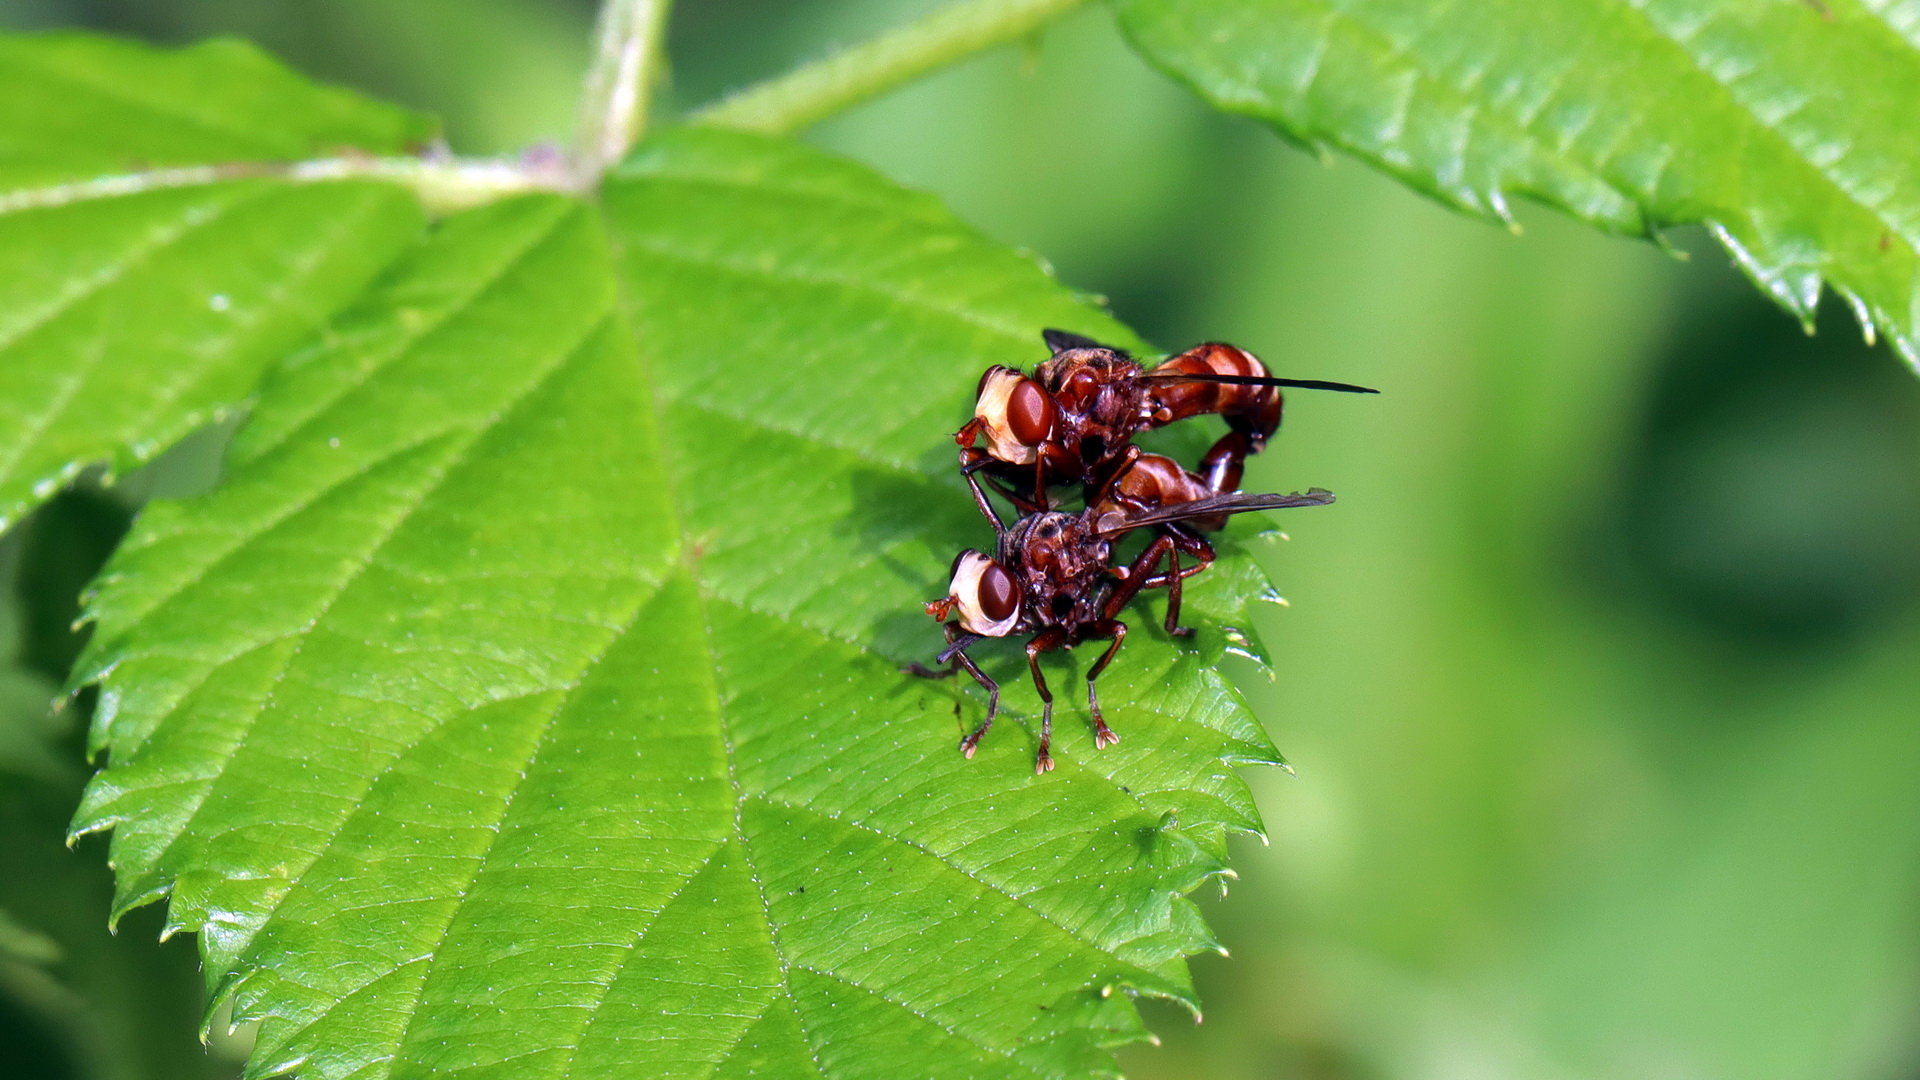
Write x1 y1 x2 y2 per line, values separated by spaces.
0 32 432 189
0 33 431 531
72 129 1293 1078
1114 0 1920 362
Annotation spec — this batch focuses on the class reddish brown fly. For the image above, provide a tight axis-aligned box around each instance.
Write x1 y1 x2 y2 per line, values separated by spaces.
919 448 1335 771
957 329 1374 510
915 329 1369 772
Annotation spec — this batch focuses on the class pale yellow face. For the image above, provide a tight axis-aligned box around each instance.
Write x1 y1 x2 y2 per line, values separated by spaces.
948 550 1020 637
973 367 1043 465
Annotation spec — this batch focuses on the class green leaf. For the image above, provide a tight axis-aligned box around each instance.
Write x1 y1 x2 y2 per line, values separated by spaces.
0 32 435 190
0 32 433 531
1112 0 1920 363
73 128 1293 1078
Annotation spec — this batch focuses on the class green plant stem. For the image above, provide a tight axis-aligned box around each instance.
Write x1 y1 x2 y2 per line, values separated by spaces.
690 0 1091 135
0 156 570 219
573 0 675 185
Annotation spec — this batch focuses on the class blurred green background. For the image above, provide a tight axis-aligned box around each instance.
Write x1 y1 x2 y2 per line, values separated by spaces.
4 2 1919 1078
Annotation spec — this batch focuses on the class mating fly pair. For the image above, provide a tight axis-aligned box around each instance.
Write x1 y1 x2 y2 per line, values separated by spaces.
914 330 1374 772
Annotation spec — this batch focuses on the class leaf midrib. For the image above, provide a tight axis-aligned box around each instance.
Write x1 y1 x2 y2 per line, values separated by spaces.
692 573 828 1080
617 173 1227 1058
609 174 843 1075
614 194 1188 1073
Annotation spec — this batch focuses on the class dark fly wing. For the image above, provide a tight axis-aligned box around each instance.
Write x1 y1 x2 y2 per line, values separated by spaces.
1141 372 1379 394
1097 489 1336 535
1042 328 1110 354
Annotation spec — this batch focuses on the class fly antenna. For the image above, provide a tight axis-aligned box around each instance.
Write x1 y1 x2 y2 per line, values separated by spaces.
937 632 984 664
963 470 1007 536
1142 372 1379 394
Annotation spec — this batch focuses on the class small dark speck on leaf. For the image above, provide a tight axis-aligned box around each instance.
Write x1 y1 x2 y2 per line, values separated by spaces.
796 886 805 894
1799 0 1833 17
1882 232 1894 252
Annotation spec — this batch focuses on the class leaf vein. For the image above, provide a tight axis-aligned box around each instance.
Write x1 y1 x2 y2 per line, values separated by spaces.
616 232 1041 347
0 183 273 487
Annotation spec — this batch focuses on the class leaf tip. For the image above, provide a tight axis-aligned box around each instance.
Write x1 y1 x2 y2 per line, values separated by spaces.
64 820 109 850
105 884 168 933
1834 286 1877 347
1649 228 1691 262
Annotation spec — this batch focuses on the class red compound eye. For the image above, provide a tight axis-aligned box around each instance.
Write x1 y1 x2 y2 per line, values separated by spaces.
1005 378 1054 446
977 563 1018 622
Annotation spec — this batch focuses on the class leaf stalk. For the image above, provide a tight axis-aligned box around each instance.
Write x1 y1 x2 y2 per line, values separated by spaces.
690 0 1091 135
573 0 675 186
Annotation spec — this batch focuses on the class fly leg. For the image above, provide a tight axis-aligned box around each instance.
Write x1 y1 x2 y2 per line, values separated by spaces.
982 472 1046 515
1086 444 1143 508
1163 545 1186 637
905 623 1000 756
1085 618 1126 748
1025 628 1067 773
963 446 1049 517
1105 534 1177 619
959 456 1007 533
1143 531 1215 637
952 647 1001 757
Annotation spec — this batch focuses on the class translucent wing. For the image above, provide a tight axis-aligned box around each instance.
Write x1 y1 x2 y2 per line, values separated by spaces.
1095 489 1335 535
1042 328 1112 354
